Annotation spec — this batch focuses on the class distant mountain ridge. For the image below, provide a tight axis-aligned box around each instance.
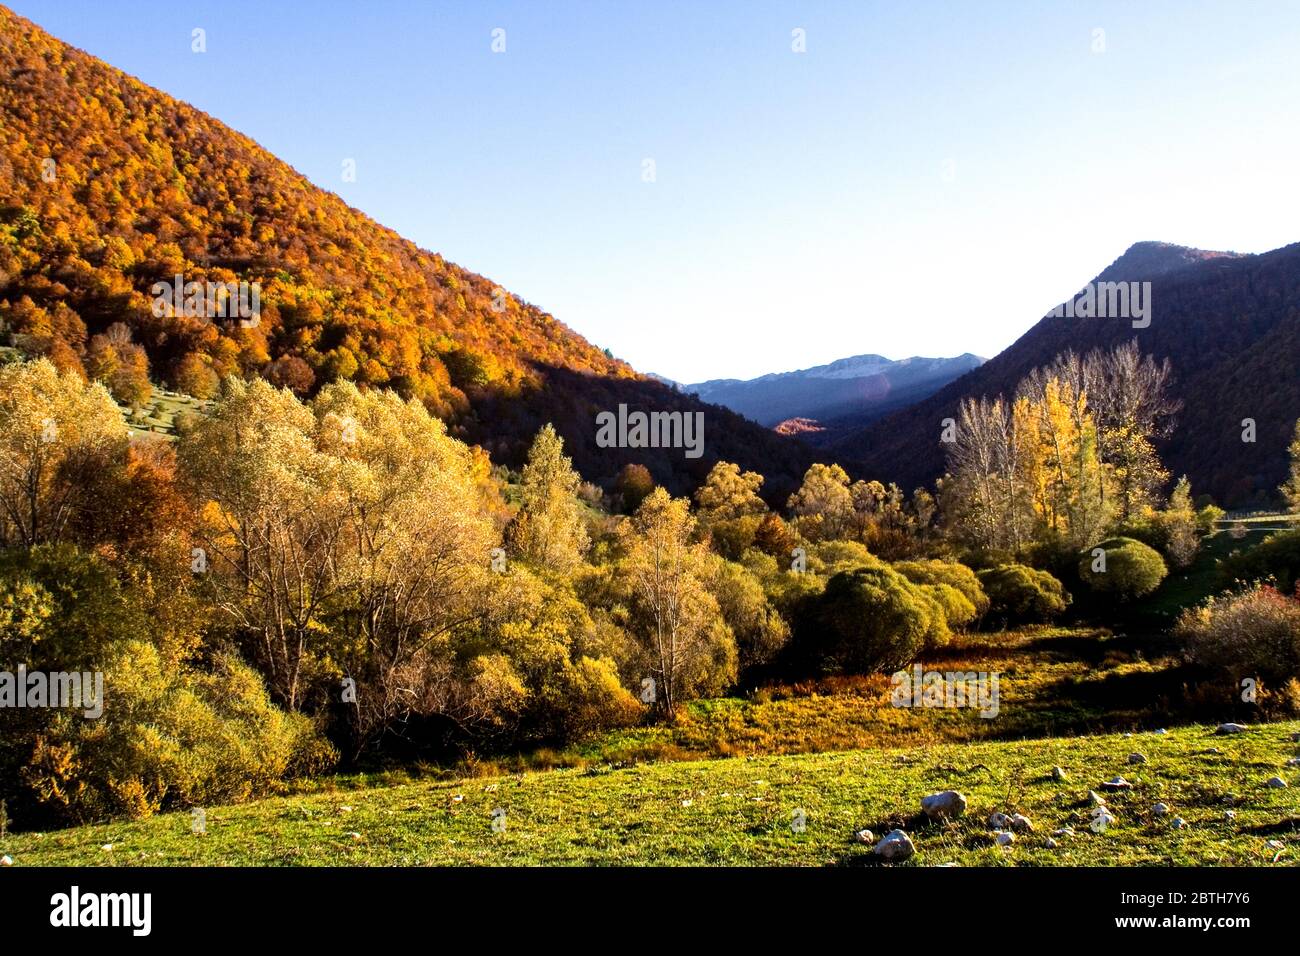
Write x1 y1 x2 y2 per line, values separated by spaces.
831 240 1300 508
684 352 985 428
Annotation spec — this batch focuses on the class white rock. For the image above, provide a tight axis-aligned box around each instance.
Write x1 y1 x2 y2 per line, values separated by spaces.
1224 810 1236 821
994 830 1015 846
1285 758 1300 767
854 829 875 845
921 790 967 820
1216 723 1248 735
874 829 915 862
1052 827 1075 837
1052 766 1067 781
1127 753 1148 765
1009 813 1034 833
1044 837 1058 849
1171 817 1186 829
1265 776 1288 789
1100 777 1133 790
0 855 11 866
1155 728 1168 735
1153 803 1170 816
1091 810 1117 831
1089 790 1107 806
988 811 1011 829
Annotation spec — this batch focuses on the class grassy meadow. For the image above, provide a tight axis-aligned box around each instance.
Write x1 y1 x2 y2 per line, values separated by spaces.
5 720 1296 867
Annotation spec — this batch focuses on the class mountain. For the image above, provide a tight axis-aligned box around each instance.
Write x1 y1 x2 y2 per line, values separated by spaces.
832 240 1300 508
0 6 814 499
685 353 985 428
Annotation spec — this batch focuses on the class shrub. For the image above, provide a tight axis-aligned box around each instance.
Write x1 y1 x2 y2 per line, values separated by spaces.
1218 530 1300 595
809 540 879 575
919 581 978 630
812 564 945 674
1177 585 1300 687
978 564 1070 623
1077 536 1167 600
20 641 333 824
893 559 990 619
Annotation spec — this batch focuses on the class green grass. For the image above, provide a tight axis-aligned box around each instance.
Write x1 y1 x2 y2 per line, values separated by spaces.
121 385 214 441
5 721 1297 866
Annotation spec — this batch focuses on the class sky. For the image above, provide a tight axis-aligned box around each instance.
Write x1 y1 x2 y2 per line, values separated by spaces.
11 0 1300 383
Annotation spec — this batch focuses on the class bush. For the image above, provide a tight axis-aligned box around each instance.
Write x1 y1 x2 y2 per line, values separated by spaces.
978 564 1070 623
1219 530 1300 595
1077 537 1167 600
811 564 946 674
1177 585 1300 687
893 559 990 619
919 582 978 630
20 641 333 824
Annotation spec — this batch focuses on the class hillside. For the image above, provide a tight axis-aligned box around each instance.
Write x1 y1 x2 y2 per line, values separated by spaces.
832 241 1300 507
5 720 1297 866
0 6 812 497
685 352 984 429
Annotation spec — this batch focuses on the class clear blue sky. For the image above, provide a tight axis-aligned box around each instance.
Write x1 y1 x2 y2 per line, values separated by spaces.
11 0 1300 382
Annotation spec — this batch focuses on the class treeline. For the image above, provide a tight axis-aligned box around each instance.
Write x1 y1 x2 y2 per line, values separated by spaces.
5 338 1300 829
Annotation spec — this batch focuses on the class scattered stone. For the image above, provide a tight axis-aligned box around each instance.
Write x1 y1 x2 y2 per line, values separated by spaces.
921 790 967 820
1008 813 1034 833
988 811 1011 829
874 829 915 862
1052 766 1068 781
338 805 354 813
1091 809 1117 831
1044 837 1058 849
1153 803 1170 816
451 794 464 803
0 855 11 867
1224 810 1236 822
1052 826 1075 837
1127 753 1148 765
343 831 362 841
1216 723 1248 735
1286 758 1300 767
854 829 875 845
1089 790 1107 806
1100 777 1133 791
1155 728 1168 735
993 830 1015 847
1265 777 1288 789
1171 817 1186 829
